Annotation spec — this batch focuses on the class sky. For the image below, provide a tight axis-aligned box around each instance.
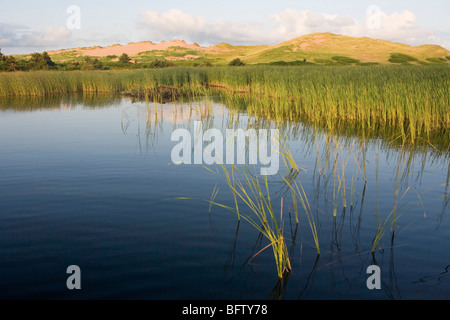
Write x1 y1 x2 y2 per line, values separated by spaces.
0 0 449 54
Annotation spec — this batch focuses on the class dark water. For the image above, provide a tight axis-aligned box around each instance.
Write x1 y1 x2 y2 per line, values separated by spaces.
0 95 448 300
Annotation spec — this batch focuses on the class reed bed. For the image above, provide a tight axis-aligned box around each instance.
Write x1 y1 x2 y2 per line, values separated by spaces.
0 65 448 146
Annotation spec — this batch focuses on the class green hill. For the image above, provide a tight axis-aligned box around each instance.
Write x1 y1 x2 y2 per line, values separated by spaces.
206 33 450 65
41 32 450 66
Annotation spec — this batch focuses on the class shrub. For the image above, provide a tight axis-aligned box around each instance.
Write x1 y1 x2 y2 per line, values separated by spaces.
313 58 335 65
357 62 379 66
81 57 103 70
28 52 56 70
425 57 447 64
119 53 131 64
388 53 418 64
229 58 245 66
331 56 360 64
270 60 313 66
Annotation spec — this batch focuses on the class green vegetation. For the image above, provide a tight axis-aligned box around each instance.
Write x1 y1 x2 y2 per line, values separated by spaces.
388 53 419 64
229 58 245 66
3 33 449 70
206 163 294 278
0 65 448 148
331 56 360 64
119 53 131 64
198 138 321 279
0 49 18 72
357 62 379 66
426 57 447 64
80 57 104 70
269 60 311 66
0 50 58 71
28 52 56 70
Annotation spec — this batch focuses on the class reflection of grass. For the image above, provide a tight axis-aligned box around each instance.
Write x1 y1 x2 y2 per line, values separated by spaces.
206 164 293 279
167 101 448 280
202 137 323 279
1 66 448 149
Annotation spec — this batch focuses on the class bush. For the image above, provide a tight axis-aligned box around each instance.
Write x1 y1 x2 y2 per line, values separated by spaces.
331 56 360 64
425 57 446 64
28 52 56 70
81 57 103 70
119 53 131 64
388 53 418 64
141 60 174 69
313 58 335 65
357 62 379 66
0 49 19 71
229 58 245 66
270 60 313 66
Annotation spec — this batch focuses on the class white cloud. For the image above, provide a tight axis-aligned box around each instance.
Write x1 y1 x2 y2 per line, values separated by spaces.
32 27 71 47
140 8 265 44
139 8 450 49
0 24 71 48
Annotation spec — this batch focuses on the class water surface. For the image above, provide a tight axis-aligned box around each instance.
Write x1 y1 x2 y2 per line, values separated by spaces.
0 95 448 299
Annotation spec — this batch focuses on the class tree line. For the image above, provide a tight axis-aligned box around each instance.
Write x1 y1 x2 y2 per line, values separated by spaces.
0 50 175 72
0 50 58 71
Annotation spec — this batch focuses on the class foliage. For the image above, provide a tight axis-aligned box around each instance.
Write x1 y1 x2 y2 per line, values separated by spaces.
0 49 19 71
269 60 313 66
425 57 447 64
28 52 56 70
331 56 360 64
357 62 379 66
81 57 104 70
0 65 448 148
313 58 335 65
119 53 131 64
141 60 174 68
388 53 418 64
229 58 245 66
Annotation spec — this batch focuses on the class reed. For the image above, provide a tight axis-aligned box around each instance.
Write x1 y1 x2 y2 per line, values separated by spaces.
0 65 448 147
201 135 324 278
206 163 293 279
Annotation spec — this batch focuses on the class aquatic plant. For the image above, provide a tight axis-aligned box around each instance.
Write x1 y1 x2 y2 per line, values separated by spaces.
0 65 448 149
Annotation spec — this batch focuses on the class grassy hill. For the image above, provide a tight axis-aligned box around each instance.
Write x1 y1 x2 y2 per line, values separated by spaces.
19 32 450 67
208 33 449 65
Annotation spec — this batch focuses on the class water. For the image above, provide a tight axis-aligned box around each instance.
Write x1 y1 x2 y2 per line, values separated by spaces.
0 95 448 300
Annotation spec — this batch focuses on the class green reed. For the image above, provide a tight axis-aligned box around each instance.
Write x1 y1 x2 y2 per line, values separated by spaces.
1 65 448 147
200 135 324 279
210 164 294 279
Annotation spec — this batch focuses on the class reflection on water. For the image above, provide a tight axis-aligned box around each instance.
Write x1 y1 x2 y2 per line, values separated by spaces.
0 94 448 300
0 93 123 111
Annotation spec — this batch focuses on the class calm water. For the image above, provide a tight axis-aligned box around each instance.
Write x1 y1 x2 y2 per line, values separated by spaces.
0 95 448 300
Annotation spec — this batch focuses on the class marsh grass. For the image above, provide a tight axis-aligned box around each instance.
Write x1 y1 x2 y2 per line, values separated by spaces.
144 98 449 279
205 163 294 279
199 134 325 278
1 65 448 276
1 65 448 147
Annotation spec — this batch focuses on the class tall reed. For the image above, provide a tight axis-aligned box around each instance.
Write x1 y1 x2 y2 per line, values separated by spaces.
1 65 448 147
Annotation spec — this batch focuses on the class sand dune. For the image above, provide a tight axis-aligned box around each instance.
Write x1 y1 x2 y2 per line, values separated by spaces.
50 40 208 58
47 33 449 64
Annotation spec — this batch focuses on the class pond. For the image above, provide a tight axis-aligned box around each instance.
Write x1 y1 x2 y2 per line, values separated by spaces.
0 94 448 300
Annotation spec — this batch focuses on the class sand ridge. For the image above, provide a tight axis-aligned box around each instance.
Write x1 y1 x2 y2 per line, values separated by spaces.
49 40 212 58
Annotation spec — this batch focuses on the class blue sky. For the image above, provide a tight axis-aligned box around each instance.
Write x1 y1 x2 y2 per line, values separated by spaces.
1 0 449 54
